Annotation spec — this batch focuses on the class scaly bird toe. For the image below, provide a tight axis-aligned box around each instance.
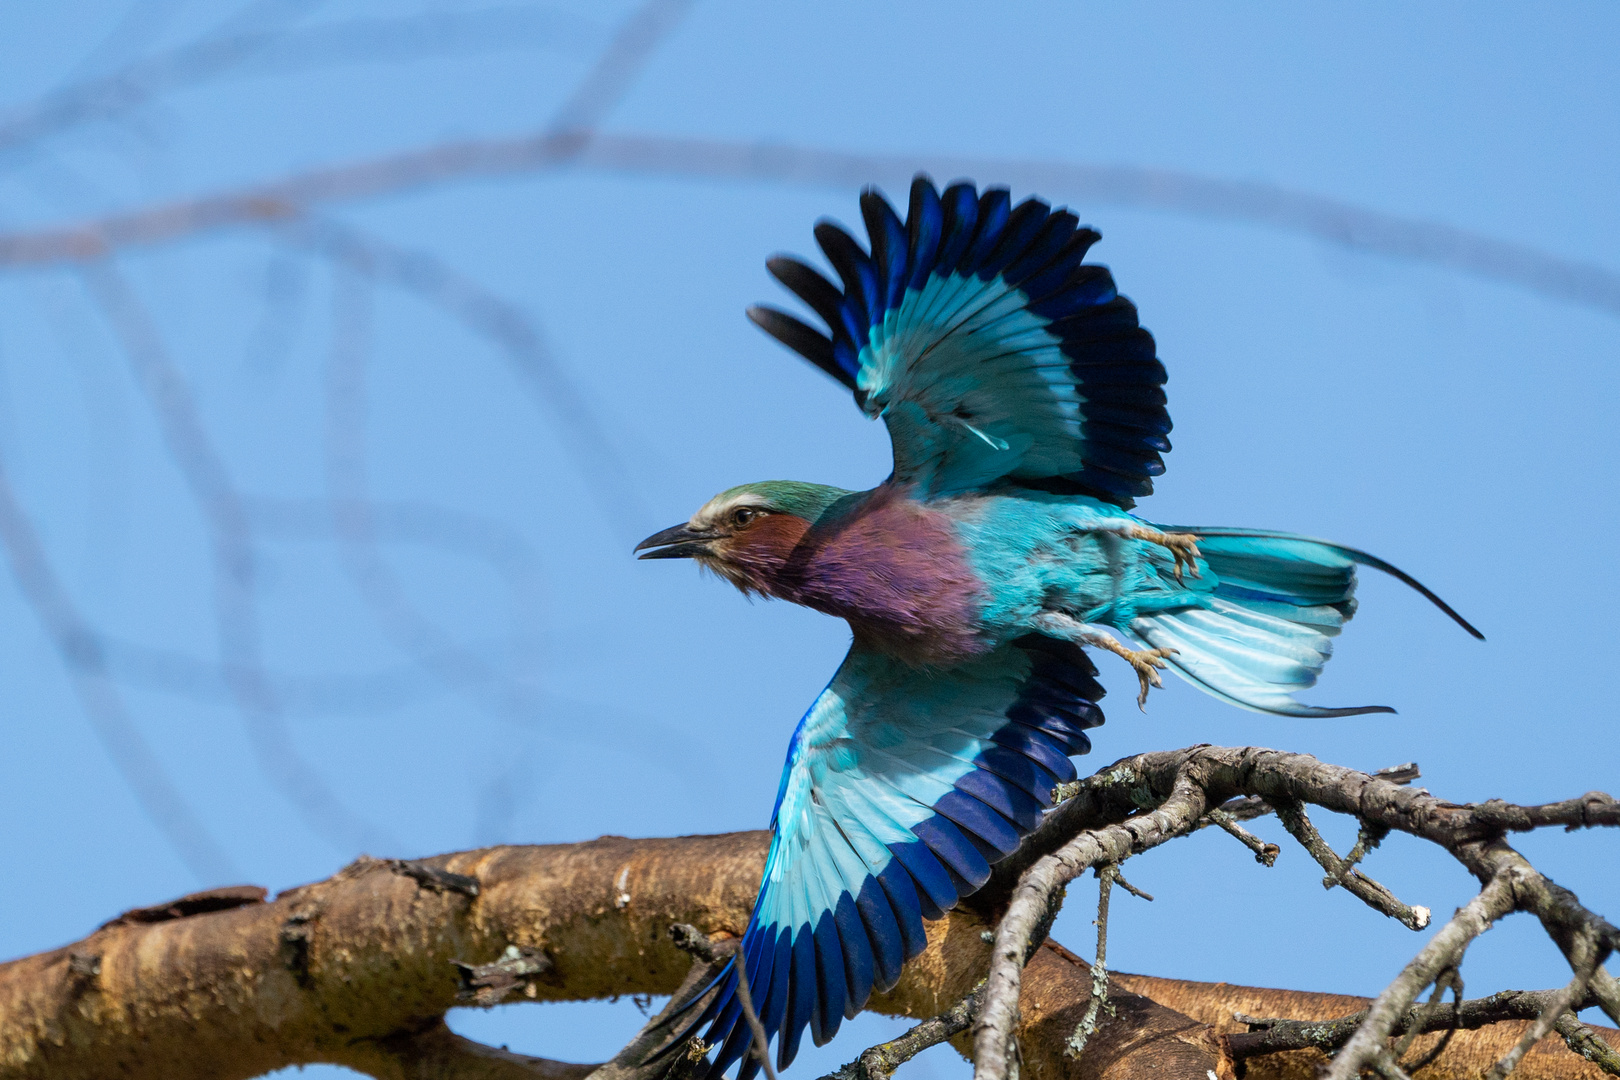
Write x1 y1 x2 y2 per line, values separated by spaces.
1127 647 1177 709
1130 526 1203 584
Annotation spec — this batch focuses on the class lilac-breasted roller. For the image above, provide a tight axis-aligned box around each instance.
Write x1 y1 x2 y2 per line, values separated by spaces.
634 177 1481 1077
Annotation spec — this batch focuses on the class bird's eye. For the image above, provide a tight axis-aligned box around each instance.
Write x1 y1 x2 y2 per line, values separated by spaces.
731 507 759 528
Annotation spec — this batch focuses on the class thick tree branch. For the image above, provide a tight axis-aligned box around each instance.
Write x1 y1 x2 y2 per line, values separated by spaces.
0 833 1215 1080
0 747 1612 1080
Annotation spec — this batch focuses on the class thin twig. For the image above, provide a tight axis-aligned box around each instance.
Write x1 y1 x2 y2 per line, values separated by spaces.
1369 1049 1415 1080
1554 1013 1620 1077
1486 930 1607 1080
1203 807 1281 866
288 216 648 537
820 981 987 1080
1112 869 1153 902
0 454 237 881
1374 763 1423 786
1065 865 1118 1058
79 260 397 855
1339 820 1392 879
1274 799 1431 930
0 7 601 156
1393 966 1462 1073
732 936 779 1080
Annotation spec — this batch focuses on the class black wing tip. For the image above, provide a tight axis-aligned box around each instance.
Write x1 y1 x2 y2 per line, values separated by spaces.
746 305 858 393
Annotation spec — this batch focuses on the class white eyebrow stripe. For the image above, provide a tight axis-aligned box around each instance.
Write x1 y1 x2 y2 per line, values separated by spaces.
693 491 773 529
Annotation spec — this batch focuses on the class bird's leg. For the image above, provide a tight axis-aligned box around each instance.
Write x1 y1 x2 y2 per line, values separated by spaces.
1124 525 1202 584
1032 613 1178 710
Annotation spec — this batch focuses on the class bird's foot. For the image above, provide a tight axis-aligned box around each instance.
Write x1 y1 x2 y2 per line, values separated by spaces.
1123 647 1177 709
1130 526 1203 583
1078 630 1179 709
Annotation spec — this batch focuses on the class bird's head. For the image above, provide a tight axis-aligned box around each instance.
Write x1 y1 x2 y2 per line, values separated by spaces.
635 480 854 596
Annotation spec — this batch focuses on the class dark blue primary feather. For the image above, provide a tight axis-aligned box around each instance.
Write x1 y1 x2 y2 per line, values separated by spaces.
961 187 1013 272
904 177 944 291
934 182 980 271
747 174 1173 507
861 191 909 315
661 636 1105 1078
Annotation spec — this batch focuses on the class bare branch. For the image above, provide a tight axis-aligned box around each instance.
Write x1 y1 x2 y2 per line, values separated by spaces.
967 746 1617 1080
543 0 694 140
974 765 1209 1080
821 982 986 1080
1592 970 1620 1030
1063 866 1118 1059
1487 929 1609 1080
1202 807 1280 866
1324 867 1519 1080
5 135 1620 323
1273 799 1431 930
1390 965 1463 1072
1555 1015 1620 1078
1232 986 1604 1057
0 750 1613 1080
0 830 1225 1080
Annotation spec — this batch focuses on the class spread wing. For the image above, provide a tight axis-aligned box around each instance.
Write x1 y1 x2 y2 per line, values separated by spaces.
675 636 1105 1078
749 176 1171 507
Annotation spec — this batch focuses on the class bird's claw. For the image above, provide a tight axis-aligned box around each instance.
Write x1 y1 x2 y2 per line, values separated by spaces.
1164 533 1202 584
1131 526 1203 584
1126 647 1178 709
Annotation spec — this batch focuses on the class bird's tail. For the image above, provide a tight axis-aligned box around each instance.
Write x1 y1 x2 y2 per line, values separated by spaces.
1127 528 1482 718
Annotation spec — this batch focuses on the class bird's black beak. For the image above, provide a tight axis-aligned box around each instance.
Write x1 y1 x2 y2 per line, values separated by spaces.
635 522 720 560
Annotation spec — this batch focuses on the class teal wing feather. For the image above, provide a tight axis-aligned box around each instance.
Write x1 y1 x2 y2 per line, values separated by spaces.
749 177 1170 506
668 636 1105 1079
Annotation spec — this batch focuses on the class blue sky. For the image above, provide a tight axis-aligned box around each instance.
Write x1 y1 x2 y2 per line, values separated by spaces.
0 3 1616 1077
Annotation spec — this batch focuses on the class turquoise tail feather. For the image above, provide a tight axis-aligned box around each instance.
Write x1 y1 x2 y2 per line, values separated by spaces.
1127 528 1482 718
